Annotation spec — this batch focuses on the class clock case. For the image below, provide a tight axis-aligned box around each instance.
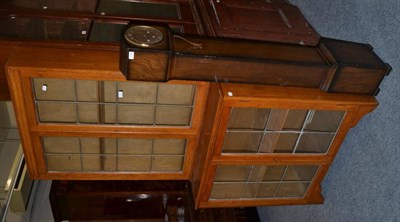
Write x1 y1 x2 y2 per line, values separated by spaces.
120 24 172 82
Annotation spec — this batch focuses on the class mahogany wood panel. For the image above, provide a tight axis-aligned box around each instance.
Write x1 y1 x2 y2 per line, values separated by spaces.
198 0 319 45
122 28 389 95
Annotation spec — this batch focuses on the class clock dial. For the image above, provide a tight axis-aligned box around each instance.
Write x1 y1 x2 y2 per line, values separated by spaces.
124 25 164 47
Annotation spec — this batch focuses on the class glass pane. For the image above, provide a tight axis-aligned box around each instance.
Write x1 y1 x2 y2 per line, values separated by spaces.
37 102 77 123
248 165 286 182
118 138 152 154
118 156 151 171
82 155 102 171
295 133 335 153
103 104 117 124
243 183 279 198
117 82 157 104
34 78 75 101
89 22 125 43
259 132 299 153
151 156 183 171
210 183 246 199
275 183 310 197
103 138 116 154
46 155 81 171
155 106 191 126
283 165 318 181
103 155 116 171
153 139 186 155
214 166 252 182
81 138 100 154
13 0 97 12
78 103 99 123
266 109 307 131
222 132 263 153
97 0 179 19
227 108 270 130
304 110 345 132
118 105 155 125
76 80 98 102
43 137 80 153
210 164 318 201
157 84 194 105
103 81 117 103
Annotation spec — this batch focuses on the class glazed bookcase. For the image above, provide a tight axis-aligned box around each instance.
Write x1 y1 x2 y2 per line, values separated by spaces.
6 47 209 180
191 83 377 208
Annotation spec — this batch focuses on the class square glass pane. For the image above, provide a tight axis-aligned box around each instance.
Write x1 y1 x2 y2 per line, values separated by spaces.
259 132 299 153
102 104 117 124
296 133 335 153
214 166 252 182
118 105 155 125
228 108 270 130
81 138 100 154
118 156 151 171
76 80 98 102
248 166 285 182
37 102 77 123
33 78 75 101
103 155 116 171
151 156 184 171
157 84 194 105
243 183 279 198
210 183 246 199
82 155 102 171
103 81 117 103
153 139 186 155
46 155 81 171
275 183 310 197
97 0 180 19
304 110 345 132
118 138 152 154
266 109 307 131
43 137 79 154
155 106 191 126
117 82 157 104
103 138 117 154
222 132 263 153
78 103 99 123
88 22 125 43
283 165 318 181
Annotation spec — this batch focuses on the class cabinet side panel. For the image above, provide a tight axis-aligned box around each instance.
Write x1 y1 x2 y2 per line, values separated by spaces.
190 83 223 208
6 68 40 177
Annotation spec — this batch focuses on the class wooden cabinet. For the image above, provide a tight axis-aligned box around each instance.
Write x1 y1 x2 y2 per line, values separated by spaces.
198 0 319 44
191 83 377 208
6 47 209 179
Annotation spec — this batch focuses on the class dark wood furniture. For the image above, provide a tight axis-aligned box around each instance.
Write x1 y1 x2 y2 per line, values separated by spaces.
50 180 260 222
0 0 392 212
0 0 324 100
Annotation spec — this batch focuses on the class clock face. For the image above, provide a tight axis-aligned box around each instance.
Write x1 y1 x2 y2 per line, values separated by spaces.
124 25 164 47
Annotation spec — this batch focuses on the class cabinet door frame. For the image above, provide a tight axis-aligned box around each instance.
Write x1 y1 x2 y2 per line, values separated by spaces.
7 64 209 180
192 83 377 208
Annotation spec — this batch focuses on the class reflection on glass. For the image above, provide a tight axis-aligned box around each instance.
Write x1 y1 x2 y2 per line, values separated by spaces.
89 22 125 43
228 108 270 130
304 110 344 132
223 107 345 154
222 132 263 153
43 137 187 172
295 133 335 153
210 164 319 200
